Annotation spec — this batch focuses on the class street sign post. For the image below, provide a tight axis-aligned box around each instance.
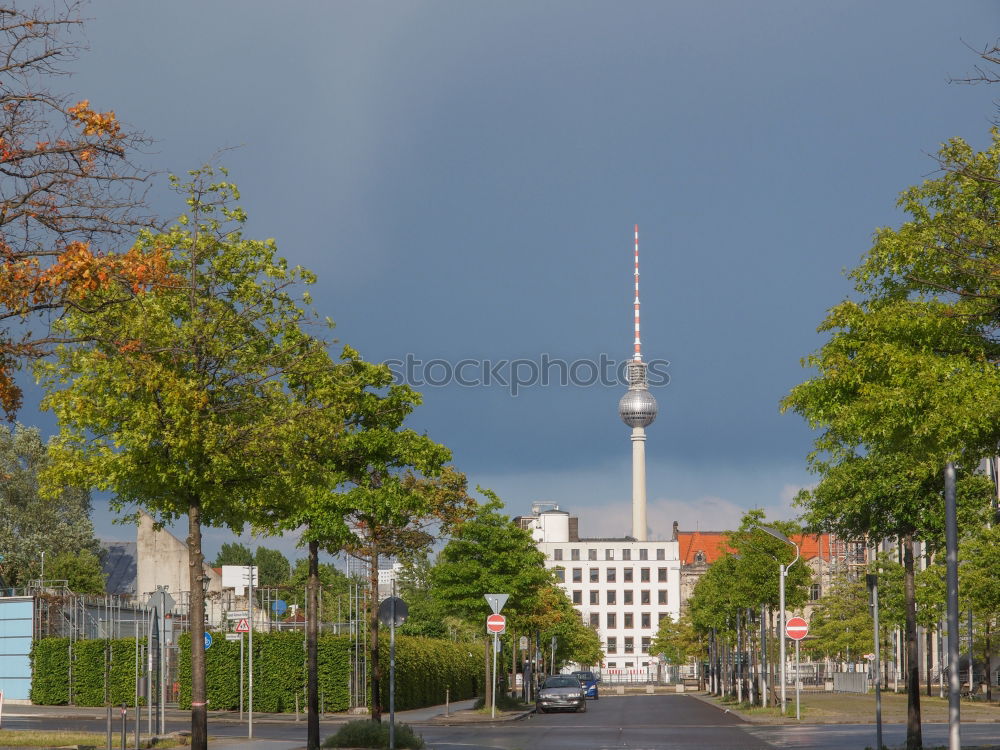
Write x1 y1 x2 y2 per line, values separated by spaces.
235 618 250 634
483 595 509 719
785 617 808 721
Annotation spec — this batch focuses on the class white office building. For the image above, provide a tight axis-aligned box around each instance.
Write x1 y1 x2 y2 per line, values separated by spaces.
517 503 681 672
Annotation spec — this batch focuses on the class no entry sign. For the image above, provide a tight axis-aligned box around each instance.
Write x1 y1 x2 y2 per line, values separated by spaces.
486 613 506 634
785 616 808 641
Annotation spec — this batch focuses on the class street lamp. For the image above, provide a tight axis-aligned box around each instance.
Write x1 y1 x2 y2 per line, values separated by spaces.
753 525 799 716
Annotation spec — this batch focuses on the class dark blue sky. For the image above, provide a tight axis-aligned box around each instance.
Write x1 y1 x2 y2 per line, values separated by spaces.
16 1 1000 559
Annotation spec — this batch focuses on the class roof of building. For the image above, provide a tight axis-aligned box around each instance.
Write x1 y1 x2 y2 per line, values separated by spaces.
676 531 835 565
99 540 137 595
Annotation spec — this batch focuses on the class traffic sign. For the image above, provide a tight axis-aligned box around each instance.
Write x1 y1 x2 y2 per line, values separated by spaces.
271 599 288 617
204 632 213 650
484 594 509 614
377 596 409 627
225 633 242 641
785 617 808 641
519 636 528 650
234 618 250 633
486 613 506 634
226 611 249 620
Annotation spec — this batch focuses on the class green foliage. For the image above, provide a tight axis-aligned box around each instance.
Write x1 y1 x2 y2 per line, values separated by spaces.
172 631 479 713
430 493 551 627
213 542 253 567
648 614 699 665
254 547 291 587
31 638 146 707
322 720 424 749
802 576 872 660
29 638 71 705
46 549 106 595
0 424 99 588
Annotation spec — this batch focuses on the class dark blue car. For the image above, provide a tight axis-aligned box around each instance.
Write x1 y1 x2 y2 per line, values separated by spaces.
571 670 600 699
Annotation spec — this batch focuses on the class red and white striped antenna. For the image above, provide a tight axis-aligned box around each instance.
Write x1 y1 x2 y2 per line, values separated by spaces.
633 223 642 361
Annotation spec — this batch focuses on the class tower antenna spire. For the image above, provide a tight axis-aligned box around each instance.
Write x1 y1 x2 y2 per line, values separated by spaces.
634 224 642 361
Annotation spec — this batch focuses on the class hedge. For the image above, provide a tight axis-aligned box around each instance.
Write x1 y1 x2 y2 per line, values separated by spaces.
30 637 146 707
33 631 481 713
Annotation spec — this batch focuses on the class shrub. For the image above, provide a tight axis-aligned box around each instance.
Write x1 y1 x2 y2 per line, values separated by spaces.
30 638 71 705
322 719 424 749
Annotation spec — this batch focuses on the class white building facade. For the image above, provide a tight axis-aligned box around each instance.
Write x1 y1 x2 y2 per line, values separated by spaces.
517 504 681 672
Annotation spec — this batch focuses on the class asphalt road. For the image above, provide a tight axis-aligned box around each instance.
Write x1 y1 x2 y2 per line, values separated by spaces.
418 695 773 750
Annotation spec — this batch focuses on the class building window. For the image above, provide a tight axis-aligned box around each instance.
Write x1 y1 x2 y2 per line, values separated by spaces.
658 590 667 605
625 661 634 668
607 613 616 628
624 568 634 582
624 613 634 628
554 549 563 561
641 590 651 605
659 612 669 622
622 549 632 561
571 548 580 561
810 583 822 601
656 548 665 560
607 568 617 583
607 661 617 668
572 568 582 583
607 637 617 654
606 549 615 560
607 590 616 605
554 568 565 583
590 590 599 605
624 590 633 605
572 590 582 605
624 637 634 654
641 637 651 653
588 548 597 560
658 568 668 582
694 551 706 564
590 613 599 628
590 568 599 583
640 568 651 582
639 548 648 561
641 613 651 629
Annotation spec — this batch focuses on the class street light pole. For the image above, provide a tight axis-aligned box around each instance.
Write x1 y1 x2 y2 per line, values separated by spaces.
754 526 799 716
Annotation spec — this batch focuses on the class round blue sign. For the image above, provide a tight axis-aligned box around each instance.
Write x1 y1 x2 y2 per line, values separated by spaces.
204 632 213 650
271 599 288 616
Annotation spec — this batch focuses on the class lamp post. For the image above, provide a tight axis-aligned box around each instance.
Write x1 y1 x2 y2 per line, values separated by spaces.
754 525 799 716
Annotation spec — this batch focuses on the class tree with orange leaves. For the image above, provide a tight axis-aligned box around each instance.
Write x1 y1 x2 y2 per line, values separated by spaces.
0 2 164 417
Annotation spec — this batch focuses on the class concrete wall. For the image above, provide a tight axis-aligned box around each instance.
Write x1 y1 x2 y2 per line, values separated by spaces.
135 513 223 599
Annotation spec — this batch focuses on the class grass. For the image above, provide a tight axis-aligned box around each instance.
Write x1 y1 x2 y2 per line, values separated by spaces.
0 729 180 747
322 720 425 749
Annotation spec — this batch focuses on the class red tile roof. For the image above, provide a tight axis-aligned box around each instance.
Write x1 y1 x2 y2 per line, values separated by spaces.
677 531 835 565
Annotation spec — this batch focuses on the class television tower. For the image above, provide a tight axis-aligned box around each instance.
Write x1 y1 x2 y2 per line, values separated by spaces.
617 224 658 541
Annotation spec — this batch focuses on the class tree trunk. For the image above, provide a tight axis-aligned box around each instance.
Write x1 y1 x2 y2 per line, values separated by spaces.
306 539 319 750
511 632 517 699
187 501 208 750
926 627 933 697
369 550 382 723
986 618 992 703
903 535 922 750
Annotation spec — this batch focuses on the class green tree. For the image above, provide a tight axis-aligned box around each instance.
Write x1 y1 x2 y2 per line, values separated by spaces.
397 549 448 639
782 131 1000 749
0 424 99 587
212 543 253 568
254 547 291 587
649 614 699 666
960 524 1000 700
46 549 106 595
37 168 337 750
522 583 603 668
803 576 872 662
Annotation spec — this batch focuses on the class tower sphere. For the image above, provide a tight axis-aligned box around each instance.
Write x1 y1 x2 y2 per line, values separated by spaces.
619 387 658 427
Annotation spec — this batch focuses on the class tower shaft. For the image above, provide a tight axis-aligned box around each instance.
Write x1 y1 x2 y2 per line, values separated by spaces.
631 427 648 541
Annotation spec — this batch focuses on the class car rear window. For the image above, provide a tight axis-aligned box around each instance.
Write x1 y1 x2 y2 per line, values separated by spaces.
573 671 596 681
544 676 581 688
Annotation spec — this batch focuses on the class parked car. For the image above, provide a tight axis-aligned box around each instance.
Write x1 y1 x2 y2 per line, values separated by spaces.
536 675 587 713
571 670 600 699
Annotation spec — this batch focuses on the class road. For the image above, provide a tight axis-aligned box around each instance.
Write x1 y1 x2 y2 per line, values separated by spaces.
6 695 1000 749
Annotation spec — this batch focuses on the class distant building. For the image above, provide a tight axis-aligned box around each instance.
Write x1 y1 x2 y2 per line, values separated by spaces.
516 503 681 672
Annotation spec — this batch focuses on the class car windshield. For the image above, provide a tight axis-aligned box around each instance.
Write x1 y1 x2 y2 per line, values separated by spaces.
543 676 581 688
573 672 596 681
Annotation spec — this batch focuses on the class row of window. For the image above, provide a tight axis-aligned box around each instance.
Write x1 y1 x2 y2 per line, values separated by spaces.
570 589 668 606
588 611 667 629
554 547 665 561
555 567 669 584
605 636 652 654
